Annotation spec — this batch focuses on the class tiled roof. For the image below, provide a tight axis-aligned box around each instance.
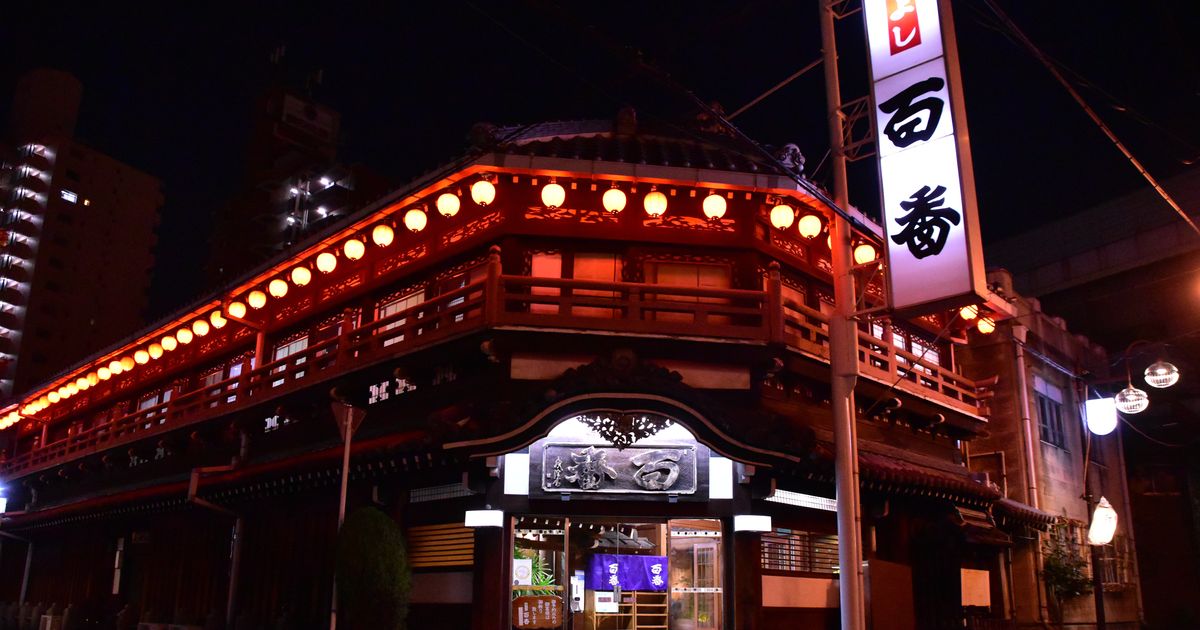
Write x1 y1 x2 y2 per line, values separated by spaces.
491 119 795 176
806 441 1003 504
994 497 1057 530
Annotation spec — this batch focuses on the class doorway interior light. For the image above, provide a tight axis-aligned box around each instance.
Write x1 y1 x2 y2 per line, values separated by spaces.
465 509 505 528
733 514 772 532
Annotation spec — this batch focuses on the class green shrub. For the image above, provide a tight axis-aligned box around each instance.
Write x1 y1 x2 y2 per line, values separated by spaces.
336 507 411 630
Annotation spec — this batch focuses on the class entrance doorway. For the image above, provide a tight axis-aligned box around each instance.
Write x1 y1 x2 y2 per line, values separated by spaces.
511 516 724 630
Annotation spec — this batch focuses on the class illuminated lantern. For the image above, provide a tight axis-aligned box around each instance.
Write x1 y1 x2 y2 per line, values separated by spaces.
177 328 194 344
59 385 72 399
643 188 667 217
291 266 312 287
148 343 163 360
134 350 150 365
268 278 289 298
76 377 89 390
316 252 337 274
109 360 124 375
436 192 460 217
343 239 365 261
248 290 267 310
853 243 877 265
373 222 396 245
471 179 496 206
1087 497 1118 545
210 311 227 329
702 193 727 220
87 372 99 386
98 367 112 380
602 187 626 214
403 209 427 233
541 181 566 209
959 305 979 321
192 319 210 337
48 391 60 404
1144 360 1180 388
227 301 247 319
797 214 822 239
162 335 177 352
37 396 49 408
120 356 135 371
1114 385 1149 414
1085 398 1118 436
770 204 794 229
976 316 996 335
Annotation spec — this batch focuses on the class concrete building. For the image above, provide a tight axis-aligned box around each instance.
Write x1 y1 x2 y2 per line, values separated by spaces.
961 269 1142 629
989 168 1200 629
0 69 163 397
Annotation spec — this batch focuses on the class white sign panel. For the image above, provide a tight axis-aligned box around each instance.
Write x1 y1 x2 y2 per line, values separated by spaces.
864 0 985 313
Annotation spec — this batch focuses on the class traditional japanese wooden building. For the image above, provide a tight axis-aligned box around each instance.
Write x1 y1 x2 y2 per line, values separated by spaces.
0 115 1050 629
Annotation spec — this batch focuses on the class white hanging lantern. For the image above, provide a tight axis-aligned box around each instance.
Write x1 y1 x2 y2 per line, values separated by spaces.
471 179 496 206
643 188 667 217
770 204 795 229
1087 497 1118 545
797 214 822 238
602 187 627 214
976 316 996 335
541 180 566 209
404 208 428 233
702 193 727 220
853 243 877 265
959 304 979 321
436 192 461 217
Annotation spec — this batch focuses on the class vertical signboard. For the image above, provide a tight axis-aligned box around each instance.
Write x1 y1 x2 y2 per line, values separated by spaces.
864 0 986 313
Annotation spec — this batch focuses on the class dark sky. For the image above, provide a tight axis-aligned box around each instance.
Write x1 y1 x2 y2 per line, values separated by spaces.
3 1 1200 317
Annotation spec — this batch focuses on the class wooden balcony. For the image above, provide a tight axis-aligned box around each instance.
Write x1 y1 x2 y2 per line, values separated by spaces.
0 256 987 478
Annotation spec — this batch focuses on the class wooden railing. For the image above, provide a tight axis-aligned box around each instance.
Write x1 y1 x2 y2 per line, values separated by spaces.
0 255 987 477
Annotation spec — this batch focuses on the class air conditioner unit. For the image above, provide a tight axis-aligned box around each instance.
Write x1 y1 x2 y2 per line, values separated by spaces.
38 615 62 630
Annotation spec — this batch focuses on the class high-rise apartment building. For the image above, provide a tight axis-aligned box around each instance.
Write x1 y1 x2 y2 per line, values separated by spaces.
0 69 163 396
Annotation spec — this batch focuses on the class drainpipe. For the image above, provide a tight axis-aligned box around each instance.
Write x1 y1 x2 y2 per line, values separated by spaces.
1012 325 1049 625
188 430 249 629
0 530 33 604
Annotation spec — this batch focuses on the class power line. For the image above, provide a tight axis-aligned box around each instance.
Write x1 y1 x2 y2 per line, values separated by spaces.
729 58 823 120
982 0 1200 239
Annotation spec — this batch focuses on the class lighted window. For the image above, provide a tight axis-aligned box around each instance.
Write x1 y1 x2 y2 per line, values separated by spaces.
60 189 78 203
377 290 425 346
272 336 309 386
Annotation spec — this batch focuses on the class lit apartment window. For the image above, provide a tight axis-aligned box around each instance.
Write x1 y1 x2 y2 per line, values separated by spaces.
60 189 78 203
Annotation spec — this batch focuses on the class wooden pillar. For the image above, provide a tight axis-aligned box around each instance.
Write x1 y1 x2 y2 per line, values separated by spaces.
732 523 761 630
471 524 507 630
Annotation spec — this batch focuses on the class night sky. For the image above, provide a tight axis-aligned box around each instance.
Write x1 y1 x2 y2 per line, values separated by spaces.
3 1 1200 318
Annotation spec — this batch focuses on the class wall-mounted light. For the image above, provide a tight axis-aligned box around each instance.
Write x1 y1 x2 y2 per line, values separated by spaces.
1085 397 1118 436
465 509 505 528
733 514 772 533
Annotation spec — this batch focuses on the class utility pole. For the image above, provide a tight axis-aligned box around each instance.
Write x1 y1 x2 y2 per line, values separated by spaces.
820 2 867 629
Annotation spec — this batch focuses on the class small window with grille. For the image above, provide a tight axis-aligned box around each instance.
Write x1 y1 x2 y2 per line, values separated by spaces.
760 528 839 576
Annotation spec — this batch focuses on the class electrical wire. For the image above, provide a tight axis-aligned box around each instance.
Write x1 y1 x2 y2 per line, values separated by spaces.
981 0 1200 239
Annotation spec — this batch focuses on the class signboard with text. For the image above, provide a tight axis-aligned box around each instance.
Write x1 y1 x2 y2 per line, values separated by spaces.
864 0 986 313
